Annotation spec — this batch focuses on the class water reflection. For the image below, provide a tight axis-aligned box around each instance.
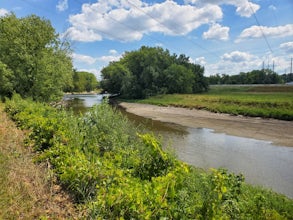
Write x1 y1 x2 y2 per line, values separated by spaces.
63 94 103 114
65 95 293 198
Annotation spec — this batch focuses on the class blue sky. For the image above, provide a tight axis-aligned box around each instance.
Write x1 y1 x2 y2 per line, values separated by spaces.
1 0 292 79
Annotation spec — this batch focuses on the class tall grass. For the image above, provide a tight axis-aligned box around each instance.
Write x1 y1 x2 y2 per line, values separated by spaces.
3 94 293 219
0 103 79 219
136 85 293 120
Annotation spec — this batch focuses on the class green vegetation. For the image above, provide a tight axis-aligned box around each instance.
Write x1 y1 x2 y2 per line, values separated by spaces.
100 46 208 99
0 103 79 219
70 70 99 93
3 94 293 219
135 85 293 120
207 69 284 85
0 14 73 102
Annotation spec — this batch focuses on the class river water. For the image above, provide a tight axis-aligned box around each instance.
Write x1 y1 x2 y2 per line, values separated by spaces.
64 94 293 198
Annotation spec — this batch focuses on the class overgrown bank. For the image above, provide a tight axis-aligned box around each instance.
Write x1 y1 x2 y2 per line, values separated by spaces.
2 95 293 219
0 103 81 219
134 85 293 120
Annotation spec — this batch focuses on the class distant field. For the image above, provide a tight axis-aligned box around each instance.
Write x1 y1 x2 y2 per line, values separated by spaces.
136 85 293 120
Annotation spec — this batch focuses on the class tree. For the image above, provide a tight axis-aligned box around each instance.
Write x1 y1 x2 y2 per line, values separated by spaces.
0 13 73 101
0 61 14 99
207 69 282 85
72 71 98 92
165 64 193 94
100 46 207 99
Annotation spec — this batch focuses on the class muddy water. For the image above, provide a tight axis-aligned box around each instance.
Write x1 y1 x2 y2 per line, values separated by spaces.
66 95 293 198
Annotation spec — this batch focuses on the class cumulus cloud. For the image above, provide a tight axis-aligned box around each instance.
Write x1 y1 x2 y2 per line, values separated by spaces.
237 24 293 41
56 0 68 12
202 23 229 40
72 53 97 65
64 0 222 42
0 8 9 17
97 54 122 63
221 51 255 63
109 49 118 55
72 50 122 65
280 42 293 54
184 0 260 17
195 56 207 65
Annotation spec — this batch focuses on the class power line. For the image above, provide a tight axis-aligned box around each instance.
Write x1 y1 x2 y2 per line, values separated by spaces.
248 2 273 54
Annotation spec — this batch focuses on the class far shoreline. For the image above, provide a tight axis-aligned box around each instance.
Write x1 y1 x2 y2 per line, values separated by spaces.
119 102 293 147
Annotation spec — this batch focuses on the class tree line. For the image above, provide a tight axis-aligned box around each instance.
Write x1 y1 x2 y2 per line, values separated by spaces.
100 46 208 99
207 69 291 85
0 14 97 102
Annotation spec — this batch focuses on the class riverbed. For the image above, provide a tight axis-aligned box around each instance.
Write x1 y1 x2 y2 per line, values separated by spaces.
65 94 293 198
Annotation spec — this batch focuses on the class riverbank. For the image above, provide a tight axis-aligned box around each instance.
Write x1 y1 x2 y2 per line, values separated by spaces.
119 102 293 147
0 103 81 219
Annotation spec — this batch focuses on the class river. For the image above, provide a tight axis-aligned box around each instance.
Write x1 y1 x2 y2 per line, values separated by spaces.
64 94 293 198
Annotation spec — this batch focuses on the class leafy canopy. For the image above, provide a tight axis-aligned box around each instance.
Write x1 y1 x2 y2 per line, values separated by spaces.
0 13 73 102
71 70 99 92
101 46 208 99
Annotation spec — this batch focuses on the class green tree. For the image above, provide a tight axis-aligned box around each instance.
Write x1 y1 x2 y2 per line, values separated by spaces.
100 46 207 99
72 71 98 92
0 61 14 99
0 13 73 102
165 64 193 94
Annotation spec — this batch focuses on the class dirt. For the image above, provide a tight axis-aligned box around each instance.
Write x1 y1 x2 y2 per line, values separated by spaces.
119 102 293 147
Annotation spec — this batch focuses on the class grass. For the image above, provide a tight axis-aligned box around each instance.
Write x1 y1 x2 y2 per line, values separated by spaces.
0 103 82 219
135 85 293 120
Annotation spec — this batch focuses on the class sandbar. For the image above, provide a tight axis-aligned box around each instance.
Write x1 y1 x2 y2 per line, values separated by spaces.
119 102 293 147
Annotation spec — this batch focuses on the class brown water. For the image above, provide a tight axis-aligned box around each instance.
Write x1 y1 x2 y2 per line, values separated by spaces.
66 94 293 198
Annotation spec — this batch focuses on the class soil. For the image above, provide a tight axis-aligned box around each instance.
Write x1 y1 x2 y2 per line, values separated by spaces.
119 102 293 147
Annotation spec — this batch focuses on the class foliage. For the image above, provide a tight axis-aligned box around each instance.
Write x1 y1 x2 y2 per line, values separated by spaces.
0 61 14 100
0 13 73 101
101 46 208 99
136 85 293 120
208 69 283 85
71 70 99 92
281 73 293 83
4 95 293 219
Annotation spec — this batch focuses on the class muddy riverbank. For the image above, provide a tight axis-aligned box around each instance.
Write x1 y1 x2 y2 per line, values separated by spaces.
119 102 293 147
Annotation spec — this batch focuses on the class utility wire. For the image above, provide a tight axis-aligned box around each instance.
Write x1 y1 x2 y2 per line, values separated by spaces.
248 2 273 54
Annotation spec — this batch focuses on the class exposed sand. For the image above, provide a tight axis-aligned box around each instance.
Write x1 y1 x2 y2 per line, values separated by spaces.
119 102 293 147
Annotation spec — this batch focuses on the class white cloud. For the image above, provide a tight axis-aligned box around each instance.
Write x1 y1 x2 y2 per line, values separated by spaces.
64 0 223 42
97 54 121 63
237 24 293 41
109 49 118 55
184 0 260 17
195 56 207 65
204 52 262 75
269 5 277 11
0 8 9 17
56 0 68 12
72 53 97 65
221 51 255 63
202 23 229 41
280 42 293 54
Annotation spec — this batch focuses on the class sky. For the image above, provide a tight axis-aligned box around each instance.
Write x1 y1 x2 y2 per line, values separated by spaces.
0 0 293 79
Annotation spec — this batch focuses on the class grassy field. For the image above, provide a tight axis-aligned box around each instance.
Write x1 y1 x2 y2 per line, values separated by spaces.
135 85 293 120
